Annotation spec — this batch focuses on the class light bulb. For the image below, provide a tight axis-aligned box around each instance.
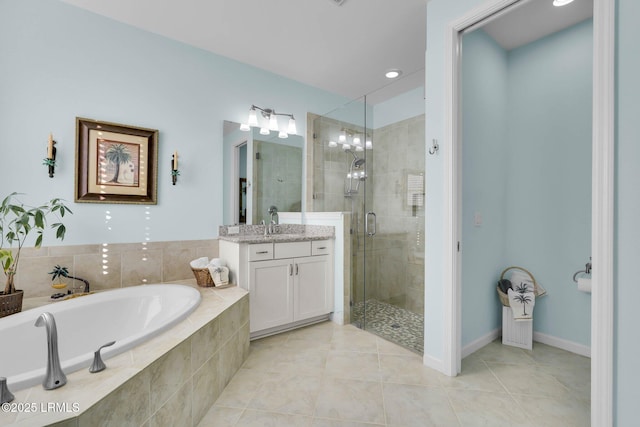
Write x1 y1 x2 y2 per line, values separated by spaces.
287 117 297 134
269 113 279 131
278 131 288 139
355 146 364 152
342 143 350 150
328 140 337 148
248 108 259 127
260 127 270 135
365 139 373 149
239 123 250 131
339 130 346 142
353 135 361 146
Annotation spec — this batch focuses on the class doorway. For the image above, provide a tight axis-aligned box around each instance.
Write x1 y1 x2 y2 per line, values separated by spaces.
441 0 615 424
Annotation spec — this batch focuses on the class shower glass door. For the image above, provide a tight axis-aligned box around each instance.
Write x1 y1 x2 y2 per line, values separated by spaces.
312 87 425 354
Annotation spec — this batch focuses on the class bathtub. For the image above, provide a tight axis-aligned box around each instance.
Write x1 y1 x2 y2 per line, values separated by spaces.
0 284 201 391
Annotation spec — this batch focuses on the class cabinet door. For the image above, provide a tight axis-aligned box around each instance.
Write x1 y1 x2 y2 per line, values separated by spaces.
293 255 330 321
249 259 294 333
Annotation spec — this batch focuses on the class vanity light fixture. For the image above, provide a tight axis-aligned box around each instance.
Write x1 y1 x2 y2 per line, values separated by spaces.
552 0 574 5
385 69 402 79
241 105 297 138
328 140 338 148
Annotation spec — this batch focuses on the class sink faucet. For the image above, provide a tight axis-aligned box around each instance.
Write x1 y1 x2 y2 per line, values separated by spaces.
261 219 269 236
34 312 67 390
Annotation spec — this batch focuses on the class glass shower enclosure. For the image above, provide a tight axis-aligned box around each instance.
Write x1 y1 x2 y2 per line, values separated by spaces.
311 89 425 353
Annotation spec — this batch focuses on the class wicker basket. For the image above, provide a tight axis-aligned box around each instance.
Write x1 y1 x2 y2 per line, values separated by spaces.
0 289 24 318
191 267 214 287
496 266 541 307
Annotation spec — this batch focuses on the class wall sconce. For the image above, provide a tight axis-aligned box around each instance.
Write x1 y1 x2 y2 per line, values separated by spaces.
43 132 57 178
240 105 297 138
171 151 180 185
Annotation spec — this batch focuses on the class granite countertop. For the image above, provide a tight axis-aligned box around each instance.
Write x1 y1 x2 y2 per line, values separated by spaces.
218 224 334 244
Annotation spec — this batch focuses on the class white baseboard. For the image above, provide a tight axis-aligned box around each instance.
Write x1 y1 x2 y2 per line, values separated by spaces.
533 331 591 358
423 352 444 374
462 328 501 358
330 311 345 325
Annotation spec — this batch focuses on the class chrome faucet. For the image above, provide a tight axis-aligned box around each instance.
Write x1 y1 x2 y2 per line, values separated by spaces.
34 312 67 390
261 219 269 236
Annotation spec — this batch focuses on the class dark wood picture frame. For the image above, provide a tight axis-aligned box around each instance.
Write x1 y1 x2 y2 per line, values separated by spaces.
75 117 159 204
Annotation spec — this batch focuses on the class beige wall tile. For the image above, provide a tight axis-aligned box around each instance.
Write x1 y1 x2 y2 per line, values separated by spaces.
49 245 100 256
149 378 192 427
74 253 122 292
78 370 150 427
162 248 198 282
149 339 192 413
191 317 221 373
121 249 163 286
14 255 74 297
192 351 221 425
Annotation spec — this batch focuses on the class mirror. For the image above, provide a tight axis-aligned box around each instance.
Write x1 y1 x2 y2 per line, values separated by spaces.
223 120 303 225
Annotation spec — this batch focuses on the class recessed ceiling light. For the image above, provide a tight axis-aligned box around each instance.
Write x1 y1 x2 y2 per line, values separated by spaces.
553 0 574 6
385 69 402 79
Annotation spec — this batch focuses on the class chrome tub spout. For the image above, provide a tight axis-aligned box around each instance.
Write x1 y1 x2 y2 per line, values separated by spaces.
34 312 67 390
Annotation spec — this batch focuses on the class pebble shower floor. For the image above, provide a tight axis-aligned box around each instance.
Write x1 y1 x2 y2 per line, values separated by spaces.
352 299 424 354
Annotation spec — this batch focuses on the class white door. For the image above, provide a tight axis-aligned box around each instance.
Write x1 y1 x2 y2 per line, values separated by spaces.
294 255 330 320
249 259 294 332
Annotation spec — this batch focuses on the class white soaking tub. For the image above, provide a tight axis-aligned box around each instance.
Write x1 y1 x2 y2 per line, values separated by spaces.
0 284 201 391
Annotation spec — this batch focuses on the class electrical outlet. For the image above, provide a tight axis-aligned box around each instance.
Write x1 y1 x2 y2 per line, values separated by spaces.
228 226 240 234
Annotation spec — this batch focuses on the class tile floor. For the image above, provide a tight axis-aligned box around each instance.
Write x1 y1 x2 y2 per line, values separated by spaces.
198 321 590 426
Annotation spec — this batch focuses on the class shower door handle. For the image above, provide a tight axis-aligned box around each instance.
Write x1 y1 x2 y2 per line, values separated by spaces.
365 211 377 237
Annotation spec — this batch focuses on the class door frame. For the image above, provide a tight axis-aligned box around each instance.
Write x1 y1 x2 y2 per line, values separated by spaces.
442 0 614 425
231 139 249 224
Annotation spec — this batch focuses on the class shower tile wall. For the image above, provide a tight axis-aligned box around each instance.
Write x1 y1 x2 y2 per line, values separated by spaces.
366 114 425 315
253 140 303 223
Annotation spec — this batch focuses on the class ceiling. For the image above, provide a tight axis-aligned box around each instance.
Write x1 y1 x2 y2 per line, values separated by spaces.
59 0 593 105
60 0 428 104
482 0 593 50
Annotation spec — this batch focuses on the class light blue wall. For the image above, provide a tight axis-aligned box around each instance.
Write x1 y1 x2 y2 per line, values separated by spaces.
373 87 425 129
505 20 592 346
0 0 350 245
461 29 509 346
615 0 640 424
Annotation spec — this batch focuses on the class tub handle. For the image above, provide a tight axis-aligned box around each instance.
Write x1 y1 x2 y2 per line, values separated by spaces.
89 341 116 373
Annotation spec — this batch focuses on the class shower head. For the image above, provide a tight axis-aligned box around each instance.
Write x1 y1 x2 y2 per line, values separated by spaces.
345 149 366 167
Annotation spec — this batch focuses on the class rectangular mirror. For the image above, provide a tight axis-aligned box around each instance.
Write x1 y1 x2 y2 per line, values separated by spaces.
223 120 303 225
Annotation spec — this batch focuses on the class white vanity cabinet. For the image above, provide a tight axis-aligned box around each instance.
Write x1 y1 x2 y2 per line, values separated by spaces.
220 238 334 338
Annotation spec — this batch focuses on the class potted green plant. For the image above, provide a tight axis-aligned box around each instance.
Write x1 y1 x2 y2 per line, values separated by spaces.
0 192 72 317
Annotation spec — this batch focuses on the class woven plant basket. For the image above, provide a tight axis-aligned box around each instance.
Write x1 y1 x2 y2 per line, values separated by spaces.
191 267 214 287
0 289 24 318
496 266 541 307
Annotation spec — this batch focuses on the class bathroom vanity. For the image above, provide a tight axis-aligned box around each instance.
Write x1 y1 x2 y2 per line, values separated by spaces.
219 224 334 339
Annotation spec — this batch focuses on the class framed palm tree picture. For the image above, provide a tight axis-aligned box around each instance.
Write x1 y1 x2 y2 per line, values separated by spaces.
75 117 158 204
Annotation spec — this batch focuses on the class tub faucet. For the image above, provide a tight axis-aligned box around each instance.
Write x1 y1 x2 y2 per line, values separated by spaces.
34 312 67 390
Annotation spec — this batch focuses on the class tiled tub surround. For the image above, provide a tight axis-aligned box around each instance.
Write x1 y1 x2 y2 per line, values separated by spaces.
0 282 249 427
11 239 218 298
218 224 334 243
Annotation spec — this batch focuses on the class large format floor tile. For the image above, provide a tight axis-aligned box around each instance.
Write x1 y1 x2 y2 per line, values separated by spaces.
199 322 591 426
